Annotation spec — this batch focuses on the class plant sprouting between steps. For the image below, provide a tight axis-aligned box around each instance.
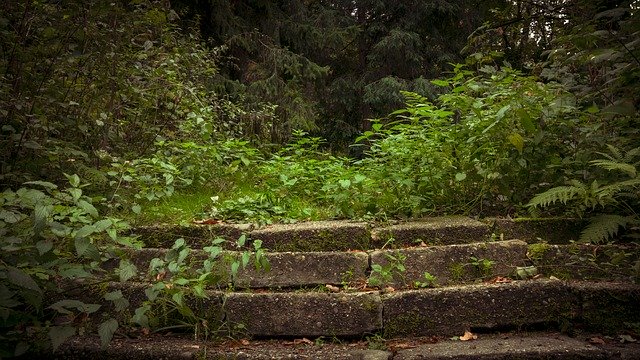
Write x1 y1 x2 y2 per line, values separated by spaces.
368 252 406 288
414 272 438 288
527 145 640 243
469 256 495 279
132 235 269 339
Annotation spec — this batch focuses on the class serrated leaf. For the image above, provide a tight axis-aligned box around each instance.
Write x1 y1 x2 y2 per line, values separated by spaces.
0 210 22 223
23 181 58 190
7 267 41 293
36 240 53 255
98 318 118 349
105 291 129 312
77 200 98 218
74 237 91 257
75 224 96 239
65 174 81 188
49 326 76 351
132 306 150 327
33 204 51 235
68 188 82 202
118 259 137 282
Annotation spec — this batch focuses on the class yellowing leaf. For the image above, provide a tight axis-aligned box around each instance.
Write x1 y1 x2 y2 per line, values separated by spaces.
507 133 524 153
460 330 477 341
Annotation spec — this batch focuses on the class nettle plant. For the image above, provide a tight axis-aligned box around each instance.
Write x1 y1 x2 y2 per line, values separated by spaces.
132 235 269 339
0 174 141 356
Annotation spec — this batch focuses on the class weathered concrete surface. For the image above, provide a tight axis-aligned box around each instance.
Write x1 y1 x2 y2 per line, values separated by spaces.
236 251 369 288
569 281 640 334
529 243 640 282
382 280 574 338
131 223 255 249
249 221 372 251
487 218 588 244
369 240 528 287
225 292 382 337
393 333 608 359
371 217 490 248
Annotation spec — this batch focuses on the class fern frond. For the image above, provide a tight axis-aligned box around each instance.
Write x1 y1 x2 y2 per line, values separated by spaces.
606 144 623 161
590 159 636 178
623 146 640 163
598 178 640 198
527 184 584 209
579 214 635 243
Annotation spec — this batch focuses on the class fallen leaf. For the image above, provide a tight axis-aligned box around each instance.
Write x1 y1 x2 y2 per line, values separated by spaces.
460 330 477 341
488 276 512 284
589 337 605 345
383 286 396 293
240 339 250 346
293 338 313 345
326 284 340 293
619 335 637 343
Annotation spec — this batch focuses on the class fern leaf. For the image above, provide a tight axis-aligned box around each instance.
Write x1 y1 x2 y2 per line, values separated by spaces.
527 184 583 209
579 214 634 243
598 178 640 198
590 159 636 178
623 146 640 163
606 144 623 161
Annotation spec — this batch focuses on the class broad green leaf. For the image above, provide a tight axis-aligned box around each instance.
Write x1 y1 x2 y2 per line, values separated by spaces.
242 252 250 268
68 188 82 202
118 260 137 282
65 174 81 188
92 219 112 233
0 210 22 223
174 278 189 285
74 237 91 257
431 79 449 87
36 240 53 255
7 267 41 293
131 204 141 214
455 172 467 182
171 291 184 306
49 326 76 351
339 179 351 189
516 108 536 133
77 200 98 218
98 318 118 349
231 262 240 279
48 299 85 314
237 234 246 247
75 224 96 239
507 133 525 153
23 181 57 190
132 306 150 327
172 238 185 249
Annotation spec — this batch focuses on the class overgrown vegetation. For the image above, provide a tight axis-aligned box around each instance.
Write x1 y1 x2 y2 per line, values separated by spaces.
1 0 639 356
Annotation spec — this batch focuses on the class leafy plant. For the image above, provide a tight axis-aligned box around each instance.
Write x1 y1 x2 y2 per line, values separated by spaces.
528 145 640 243
414 272 438 288
0 174 141 356
469 256 494 278
368 252 406 288
132 235 269 338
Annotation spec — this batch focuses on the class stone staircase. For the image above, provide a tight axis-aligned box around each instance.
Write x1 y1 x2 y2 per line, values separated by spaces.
54 217 640 359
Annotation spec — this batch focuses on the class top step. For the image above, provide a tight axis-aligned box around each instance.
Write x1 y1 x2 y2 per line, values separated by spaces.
133 216 492 251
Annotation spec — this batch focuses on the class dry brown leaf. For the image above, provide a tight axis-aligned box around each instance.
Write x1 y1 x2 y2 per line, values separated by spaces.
589 337 606 345
460 330 477 341
383 286 396 293
326 284 341 293
293 338 313 345
240 339 250 346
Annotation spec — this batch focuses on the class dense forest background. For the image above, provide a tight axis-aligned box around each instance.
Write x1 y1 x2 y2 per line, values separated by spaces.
1 0 639 356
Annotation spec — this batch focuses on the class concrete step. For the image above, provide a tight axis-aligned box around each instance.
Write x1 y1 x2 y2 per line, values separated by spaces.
76 279 640 339
52 332 640 359
131 217 492 251
109 239 530 289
